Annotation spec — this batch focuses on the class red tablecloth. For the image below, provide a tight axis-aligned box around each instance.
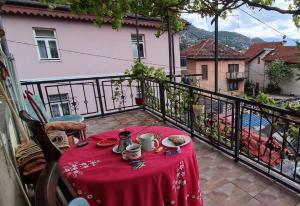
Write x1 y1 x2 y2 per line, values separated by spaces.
59 126 203 206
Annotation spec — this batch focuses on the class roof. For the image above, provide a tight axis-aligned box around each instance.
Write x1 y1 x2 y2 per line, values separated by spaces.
1 1 161 29
180 39 245 60
263 46 300 64
244 42 283 62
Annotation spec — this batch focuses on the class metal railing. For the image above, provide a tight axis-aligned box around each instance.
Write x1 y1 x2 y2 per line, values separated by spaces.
21 75 300 193
226 72 245 80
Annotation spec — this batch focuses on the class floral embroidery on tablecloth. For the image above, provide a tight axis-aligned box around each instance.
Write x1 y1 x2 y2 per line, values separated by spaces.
172 161 186 192
62 159 101 178
72 182 103 205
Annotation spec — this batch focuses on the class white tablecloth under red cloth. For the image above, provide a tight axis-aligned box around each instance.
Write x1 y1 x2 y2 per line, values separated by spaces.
59 126 203 206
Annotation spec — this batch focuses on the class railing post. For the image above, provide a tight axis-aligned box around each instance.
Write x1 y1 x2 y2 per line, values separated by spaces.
234 99 241 162
36 83 45 106
96 78 105 117
189 87 194 137
159 82 166 121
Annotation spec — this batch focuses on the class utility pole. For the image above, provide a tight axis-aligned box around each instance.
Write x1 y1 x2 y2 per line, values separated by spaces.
167 14 175 81
135 13 140 61
214 13 219 93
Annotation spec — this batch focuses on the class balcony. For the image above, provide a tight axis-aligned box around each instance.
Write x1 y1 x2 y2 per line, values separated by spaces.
21 75 300 205
226 72 246 80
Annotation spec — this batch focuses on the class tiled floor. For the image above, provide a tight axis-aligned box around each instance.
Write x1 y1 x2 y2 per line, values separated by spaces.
85 110 300 206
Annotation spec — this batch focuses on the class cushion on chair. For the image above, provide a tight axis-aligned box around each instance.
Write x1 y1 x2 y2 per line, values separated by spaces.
45 121 87 133
47 130 70 150
49 114 84 122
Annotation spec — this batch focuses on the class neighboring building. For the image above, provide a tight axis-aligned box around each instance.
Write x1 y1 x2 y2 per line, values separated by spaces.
245 42 300 95
244 42 282 90
181 39 246 94
1 0 181 81
0 0 181 118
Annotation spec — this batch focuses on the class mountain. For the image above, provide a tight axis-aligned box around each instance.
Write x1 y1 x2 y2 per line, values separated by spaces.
180 25 265 51
262 37 298 46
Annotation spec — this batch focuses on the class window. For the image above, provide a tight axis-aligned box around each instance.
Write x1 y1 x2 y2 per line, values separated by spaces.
49 93 70 117
131 34 145 58
180 58 187 67
228 64 239 73
34 29 60 60
257 57 261 64
201 65 208 80
228 81 239 91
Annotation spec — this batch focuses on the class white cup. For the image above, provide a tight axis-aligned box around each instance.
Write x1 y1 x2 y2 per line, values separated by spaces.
138 133 159 151
122 143 141 160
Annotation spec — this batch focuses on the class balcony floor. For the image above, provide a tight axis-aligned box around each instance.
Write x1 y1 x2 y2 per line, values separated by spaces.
85 110 300 206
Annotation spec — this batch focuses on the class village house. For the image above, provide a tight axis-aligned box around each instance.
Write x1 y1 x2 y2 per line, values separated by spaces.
1 0 181 81
181 38 246 94
245 41 300 95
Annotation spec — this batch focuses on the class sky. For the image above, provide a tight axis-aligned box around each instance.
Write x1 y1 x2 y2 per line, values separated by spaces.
181 0 300 44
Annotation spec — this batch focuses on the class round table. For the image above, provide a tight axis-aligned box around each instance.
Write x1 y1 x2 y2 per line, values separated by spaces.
59 126 203 206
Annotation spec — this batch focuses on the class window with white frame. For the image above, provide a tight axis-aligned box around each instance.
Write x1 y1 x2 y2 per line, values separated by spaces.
48 93 70 117
34 29 60 60
131 34 145 58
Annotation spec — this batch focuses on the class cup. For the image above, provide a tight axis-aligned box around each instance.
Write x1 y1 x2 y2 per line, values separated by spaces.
138 133 160 151
117 131 132 153
122 143 141 160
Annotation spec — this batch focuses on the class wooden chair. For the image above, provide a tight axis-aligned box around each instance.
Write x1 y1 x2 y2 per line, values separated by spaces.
35 161 78 206
19 110 62 162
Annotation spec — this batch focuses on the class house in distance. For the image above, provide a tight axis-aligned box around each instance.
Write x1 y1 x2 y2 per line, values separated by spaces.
180 39 246 95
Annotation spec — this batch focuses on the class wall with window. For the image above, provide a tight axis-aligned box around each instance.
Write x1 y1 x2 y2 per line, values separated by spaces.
2 15 180 80
185 59 245 93
247 51 272 90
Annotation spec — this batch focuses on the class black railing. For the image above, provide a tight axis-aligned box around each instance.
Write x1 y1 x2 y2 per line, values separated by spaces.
21 75 300 193
21 75 141 118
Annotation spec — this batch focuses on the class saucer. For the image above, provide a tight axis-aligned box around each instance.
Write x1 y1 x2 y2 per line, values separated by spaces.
112 145 122 154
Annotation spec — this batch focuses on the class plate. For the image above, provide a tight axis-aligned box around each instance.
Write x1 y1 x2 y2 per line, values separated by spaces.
96 138 118 147
162 135 191 148
112 145 122 154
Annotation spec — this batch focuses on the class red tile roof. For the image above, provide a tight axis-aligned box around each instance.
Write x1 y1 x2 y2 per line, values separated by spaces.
244 42 282 62
263 46 300 64
180 39 245 60
1 4 161 28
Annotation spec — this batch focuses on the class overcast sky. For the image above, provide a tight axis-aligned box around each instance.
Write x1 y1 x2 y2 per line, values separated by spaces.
181 0 300 43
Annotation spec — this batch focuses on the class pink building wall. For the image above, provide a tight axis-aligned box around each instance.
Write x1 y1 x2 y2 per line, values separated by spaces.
2 15 180 80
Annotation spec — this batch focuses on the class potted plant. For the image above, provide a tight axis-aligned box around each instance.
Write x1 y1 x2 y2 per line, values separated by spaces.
135 89 144 105
126 61 168 106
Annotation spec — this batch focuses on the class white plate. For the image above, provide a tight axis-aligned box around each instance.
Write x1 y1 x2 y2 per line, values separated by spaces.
162 135 191 148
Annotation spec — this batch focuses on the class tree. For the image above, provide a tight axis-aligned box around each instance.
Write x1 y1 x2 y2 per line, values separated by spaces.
41 0 300 34
266 59 293 88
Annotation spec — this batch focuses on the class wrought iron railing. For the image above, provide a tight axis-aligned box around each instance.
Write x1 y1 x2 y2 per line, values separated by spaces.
21 75 300 193
226 72 245 80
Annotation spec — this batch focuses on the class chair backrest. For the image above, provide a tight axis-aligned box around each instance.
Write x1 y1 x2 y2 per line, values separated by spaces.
35 161 78 206
19 110 62 162
24 90 50 124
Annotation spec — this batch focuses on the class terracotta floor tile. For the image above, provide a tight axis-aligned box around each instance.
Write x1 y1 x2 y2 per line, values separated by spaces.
255 183 300 206
231 171 273 196
244 198 265 206
205 182 252 206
